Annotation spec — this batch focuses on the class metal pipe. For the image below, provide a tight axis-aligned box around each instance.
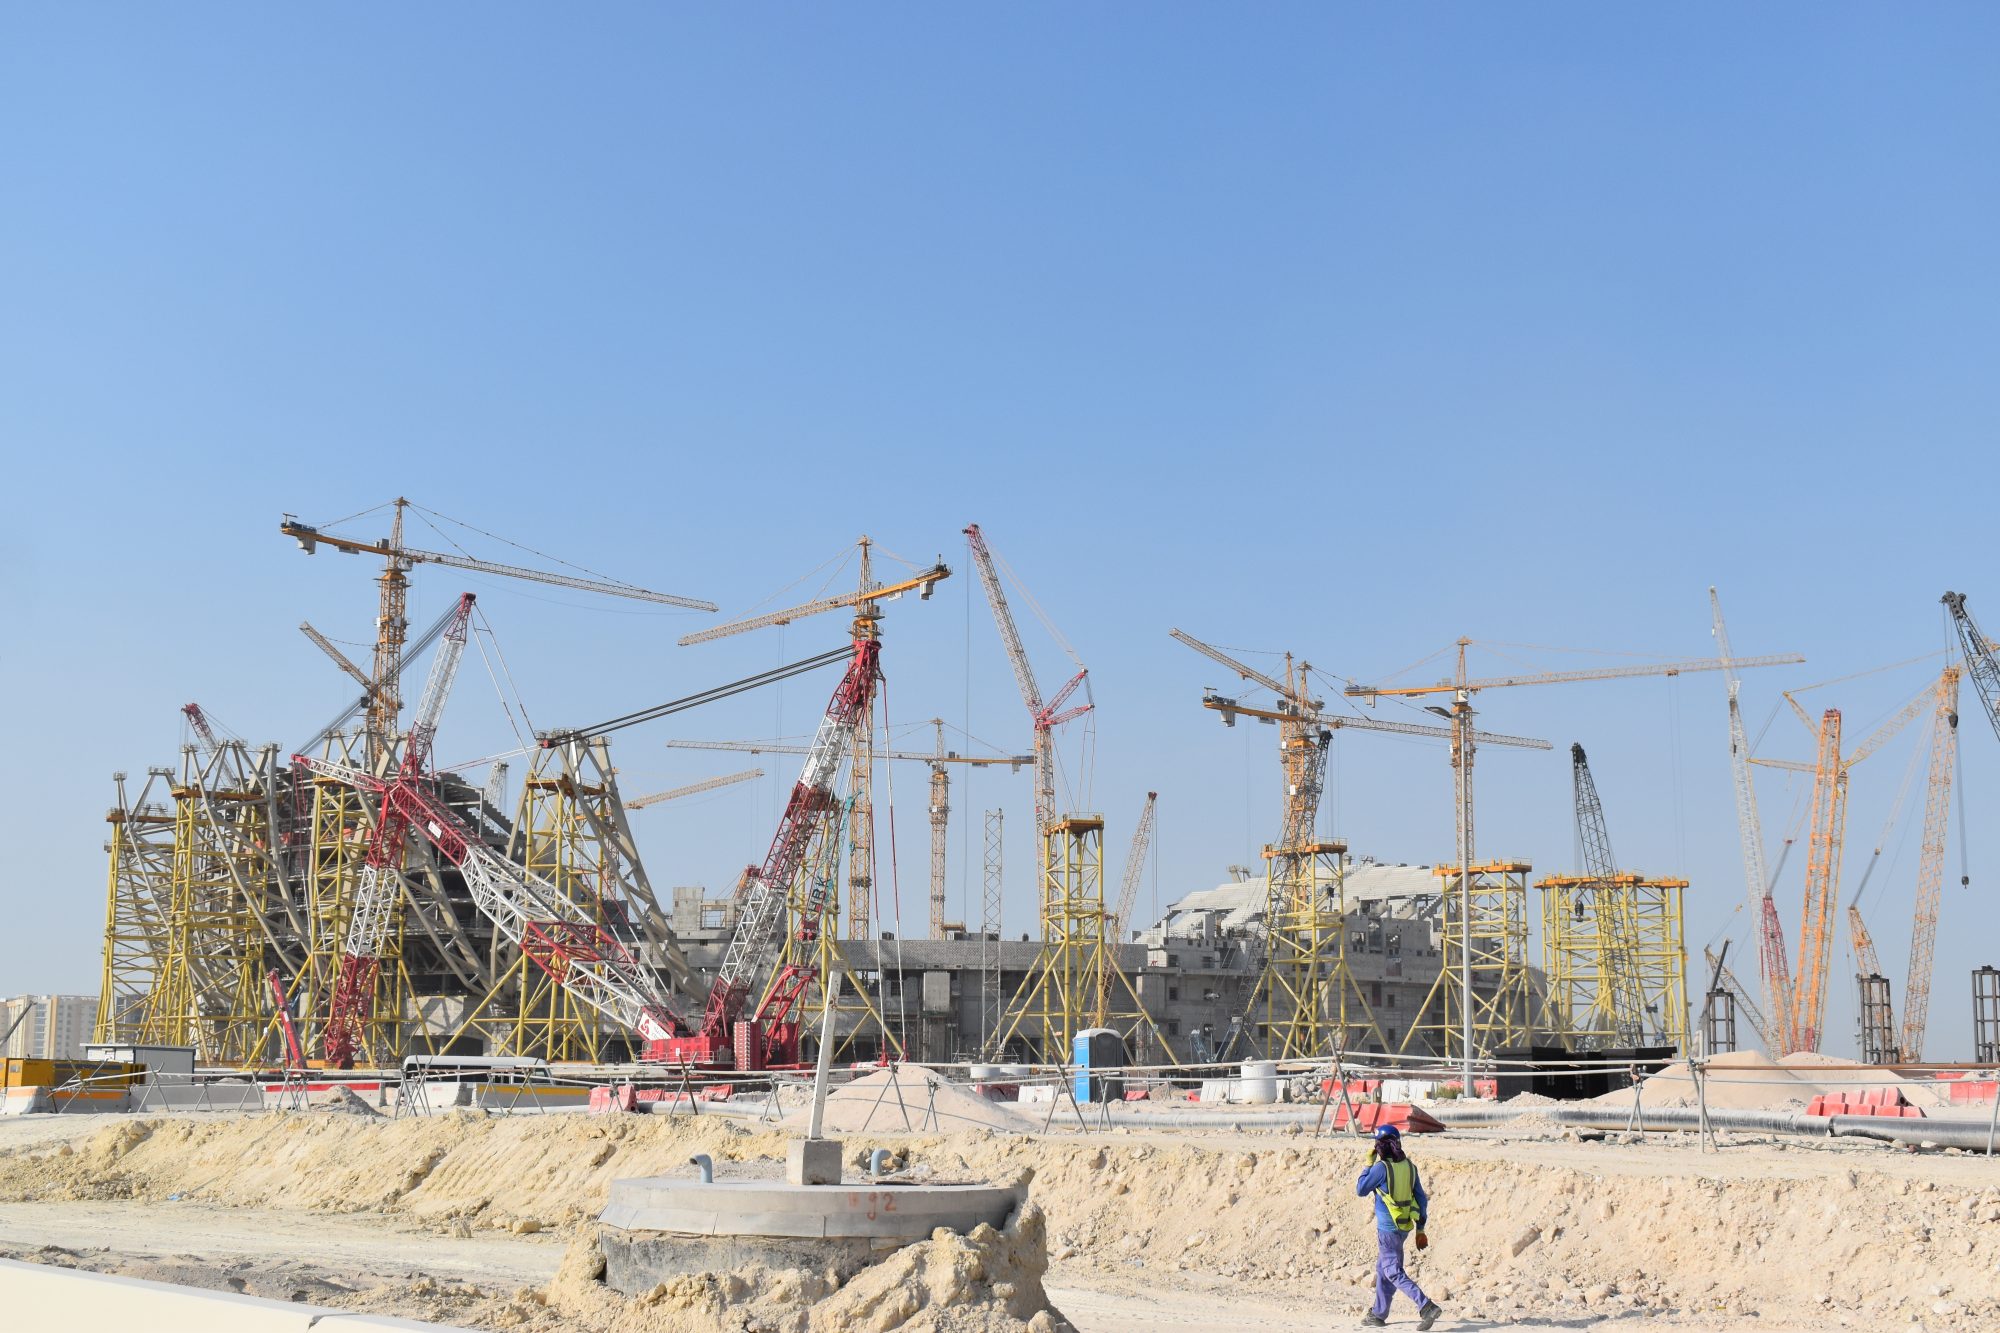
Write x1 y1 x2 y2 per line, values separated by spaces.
688 1153 713 1184
806 971 843 1141
1094 1101 2000 1149
869 1148 892 1179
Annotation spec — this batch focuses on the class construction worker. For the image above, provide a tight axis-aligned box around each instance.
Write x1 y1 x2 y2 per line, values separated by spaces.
1354 1123 1443 1330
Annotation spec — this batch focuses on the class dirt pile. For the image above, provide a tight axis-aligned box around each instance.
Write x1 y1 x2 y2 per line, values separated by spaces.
472 1203 1071 1333
1592 1049 1961 1112
786 1067 1033 1136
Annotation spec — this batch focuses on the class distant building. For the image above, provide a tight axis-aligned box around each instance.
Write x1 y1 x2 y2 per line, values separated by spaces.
0 995 98 1060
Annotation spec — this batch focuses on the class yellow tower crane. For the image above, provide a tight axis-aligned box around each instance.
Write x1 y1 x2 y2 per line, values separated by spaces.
1346 639 1802 1076
676 537 949 939
282 499 715 762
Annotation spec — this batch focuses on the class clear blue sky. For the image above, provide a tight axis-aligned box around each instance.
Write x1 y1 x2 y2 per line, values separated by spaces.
3 6 1996 1058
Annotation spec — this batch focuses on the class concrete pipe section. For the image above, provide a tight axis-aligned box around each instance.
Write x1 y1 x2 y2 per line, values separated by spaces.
598 1151 1026 1295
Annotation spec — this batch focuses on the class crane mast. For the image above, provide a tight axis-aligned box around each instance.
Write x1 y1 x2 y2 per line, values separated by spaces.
1791 709 1846 1054
966 524 1088 838
1709 588 1794 1049
323 593 476 1066
1899 666 1959 1060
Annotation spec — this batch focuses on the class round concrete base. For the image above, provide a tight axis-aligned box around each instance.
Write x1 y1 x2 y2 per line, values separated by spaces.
598 1177 1026 1295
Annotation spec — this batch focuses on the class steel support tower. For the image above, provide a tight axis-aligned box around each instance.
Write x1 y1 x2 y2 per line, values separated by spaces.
1538 873 1688 1051
94 769 176 1045
1401 862 1537 1060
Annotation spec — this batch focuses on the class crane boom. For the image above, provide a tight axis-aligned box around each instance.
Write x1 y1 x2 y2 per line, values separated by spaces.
1900 666 1959 1061
1791 709 1846 1053
666 737 1031 767
1347 652 1806 698
1570 745 1648 1047
676 565 948 646
694 637 881 1055
628 768 764 810
1099 791 1158 1021
280 516 717 609
967 524 1089 840
323 594 477 1066
1170 629 1321 709
1200 693 1551 751
300 622 377 695
1943 592 2000 746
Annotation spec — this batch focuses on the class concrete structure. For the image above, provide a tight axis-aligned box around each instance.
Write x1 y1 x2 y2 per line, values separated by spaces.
0 994 97 1059
598 1174 1026 1294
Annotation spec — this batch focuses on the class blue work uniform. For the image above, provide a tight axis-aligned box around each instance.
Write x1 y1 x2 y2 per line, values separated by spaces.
1356 1157 1431 1318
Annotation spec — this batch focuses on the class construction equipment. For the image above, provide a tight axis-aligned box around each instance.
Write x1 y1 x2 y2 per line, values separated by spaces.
666 730 1029 938
969 526 1159 1062
322 593 477 1067
1710 588 1795 1058
1552 745 1651 1047
1099 791 1157 1023
1899 666 1960 1060
1349 634 1800 1069
627 768 764 810
676 634 884 1067
1753 678 1935 1053
282 498 714 760
676 538 948 939
966 524 1090 839
1347 640 1804 872
1174 629 1549 1060
1702 944 1773 1053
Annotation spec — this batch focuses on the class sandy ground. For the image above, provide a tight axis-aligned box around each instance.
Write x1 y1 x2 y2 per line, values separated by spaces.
0 1108 1991 1331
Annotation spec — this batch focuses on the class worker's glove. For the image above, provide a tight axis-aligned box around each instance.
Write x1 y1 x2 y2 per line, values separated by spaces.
1414 1231 1429 1250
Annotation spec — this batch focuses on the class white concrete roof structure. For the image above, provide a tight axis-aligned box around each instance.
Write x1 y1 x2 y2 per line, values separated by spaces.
1151 859 1441 937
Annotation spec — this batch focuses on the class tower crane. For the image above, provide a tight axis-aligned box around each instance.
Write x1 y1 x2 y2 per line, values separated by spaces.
627 768 764 810
676 537 948 938
322 592 476 1067
282 498 715 760
1568 744 1649 1048
1173 629 1550 1058
667 731 1028 938
965 524 1090 840
1099 791 1157 1024
1346 640 1804 873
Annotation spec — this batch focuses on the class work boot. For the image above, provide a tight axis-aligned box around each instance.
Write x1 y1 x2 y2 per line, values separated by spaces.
1416 1300 1444 1331
1359 1316 1386 1328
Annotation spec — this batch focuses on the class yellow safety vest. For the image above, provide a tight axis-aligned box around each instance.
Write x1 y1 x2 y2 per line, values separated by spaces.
1377 1159 1420 1232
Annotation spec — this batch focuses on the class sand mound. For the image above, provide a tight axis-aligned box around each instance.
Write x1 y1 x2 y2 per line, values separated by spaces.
783 1066 1032 1136
1592 1049 1956 1112
7 1111 2000 1330
481 1204 1071 1333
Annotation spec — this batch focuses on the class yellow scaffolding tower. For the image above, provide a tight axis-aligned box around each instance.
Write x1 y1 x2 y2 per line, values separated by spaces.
1400 861 1538 1060
1253 840 1386 1059
141 744 280 1063
992 815 1165 1063
94 769 177 1044
1537 874 1689 1051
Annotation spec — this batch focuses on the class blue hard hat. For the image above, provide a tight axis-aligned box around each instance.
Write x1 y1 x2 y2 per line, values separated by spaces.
1372 1124 1402 1140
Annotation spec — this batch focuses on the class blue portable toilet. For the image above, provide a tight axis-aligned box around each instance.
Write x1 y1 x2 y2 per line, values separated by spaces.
1072 1028 1127 1103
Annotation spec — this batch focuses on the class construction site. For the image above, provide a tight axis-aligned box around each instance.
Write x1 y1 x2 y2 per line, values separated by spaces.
11 9 2000 1332
0 498 1993 1333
